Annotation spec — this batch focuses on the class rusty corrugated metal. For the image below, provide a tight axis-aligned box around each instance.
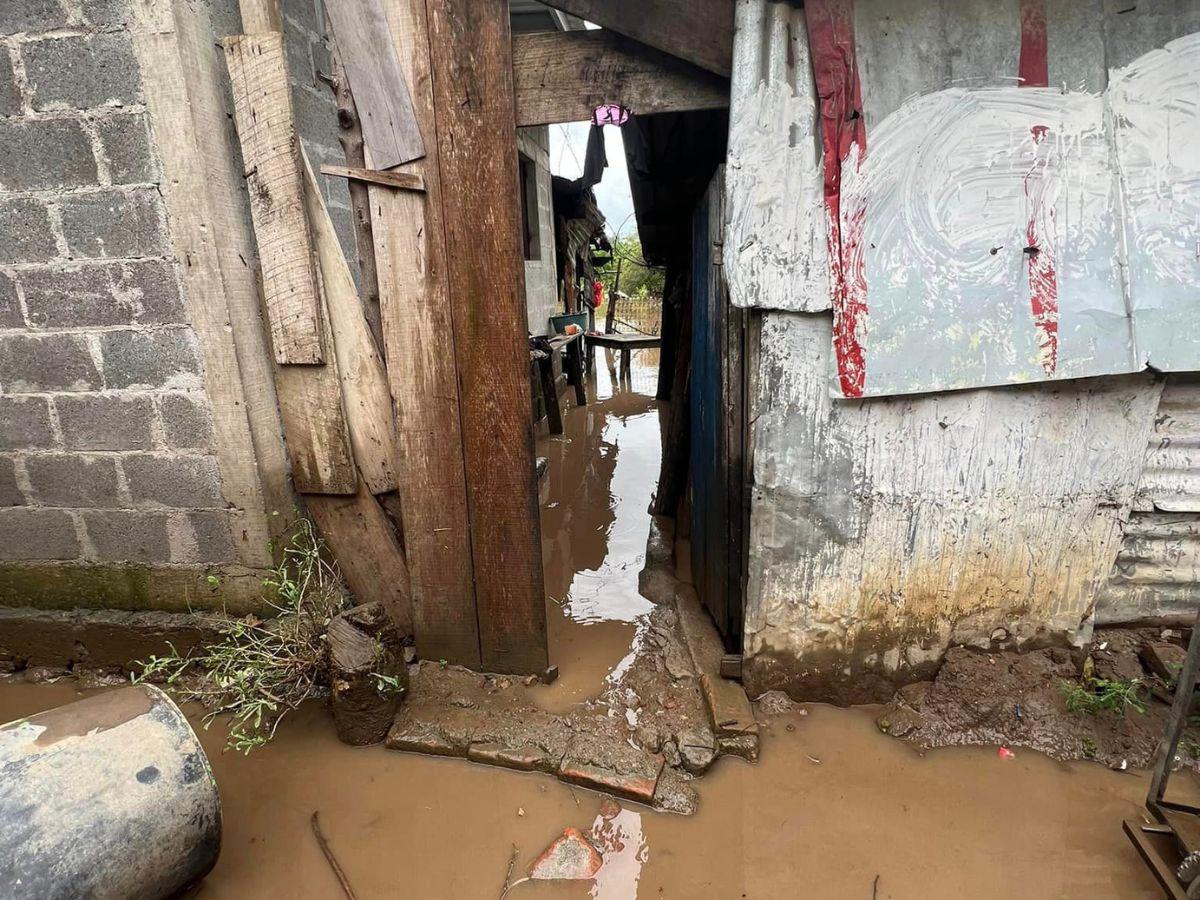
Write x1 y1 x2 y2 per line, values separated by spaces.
1097 375 1200 622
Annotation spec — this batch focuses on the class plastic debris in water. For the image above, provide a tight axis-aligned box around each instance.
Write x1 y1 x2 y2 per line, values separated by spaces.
998 746 1016 760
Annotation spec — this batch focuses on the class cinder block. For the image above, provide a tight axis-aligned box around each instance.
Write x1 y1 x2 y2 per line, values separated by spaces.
25 453 122 508
95 113 155 184
59 188 168 260
178 510 235 563
99 328 201 390
21 264 119 328
81 0 133 26
0 333 102 393
22 33 141 110
0 397 54 450
0 0 69 35
0 272 22 329
0 198 56 265
159 393 214 449
123 453 223 508
83 509 170 563
112 260 186 324
57 394 154 450
0 457 23 506
0 119 98 191
0 508 79 560
0 51 20 116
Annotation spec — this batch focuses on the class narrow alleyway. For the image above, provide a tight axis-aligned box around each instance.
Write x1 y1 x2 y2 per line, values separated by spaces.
0 351 1181 898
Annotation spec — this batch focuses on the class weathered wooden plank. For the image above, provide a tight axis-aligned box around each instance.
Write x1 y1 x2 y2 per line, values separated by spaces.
426 0 547 674
131 3 277 568
372 0 481 667
512 30 728 127
307 481 413 634
538 0 733 77
324 0 425 168
237 0 281 34
302 150 398 496
320 164 425 193
224 33 325 365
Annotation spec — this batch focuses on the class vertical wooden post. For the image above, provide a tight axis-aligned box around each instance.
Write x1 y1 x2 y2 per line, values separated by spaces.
372 0 481 667
425 0 547 673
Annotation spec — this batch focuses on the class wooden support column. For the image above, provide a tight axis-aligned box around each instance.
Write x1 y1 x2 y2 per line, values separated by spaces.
372 0 547 672
372 0 480 667
425 0 547 674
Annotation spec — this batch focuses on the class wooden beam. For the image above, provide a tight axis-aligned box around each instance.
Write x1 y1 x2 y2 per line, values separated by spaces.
320 164 425 192
324 0 425 167
302 151 398 496
426 0 548 674
537 0 733 77
224 33 326 365
513 30 728 127
307 482 413 635
372 0 481 668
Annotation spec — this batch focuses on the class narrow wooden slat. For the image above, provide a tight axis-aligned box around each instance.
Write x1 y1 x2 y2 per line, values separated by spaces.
320 164 425 192
238 0 281 34
372 0 480 667
512 30 728 127
302 150 398 495
324 0 425 168
537 0 733 77
426 0 547 674
307 482 413 634
224 33 325 365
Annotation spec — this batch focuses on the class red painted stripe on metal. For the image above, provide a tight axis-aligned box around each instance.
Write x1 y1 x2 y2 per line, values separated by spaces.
1019 0 1050 87
805 0 867 398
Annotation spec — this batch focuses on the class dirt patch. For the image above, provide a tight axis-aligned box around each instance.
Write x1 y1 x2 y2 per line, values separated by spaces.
877 626 1198 768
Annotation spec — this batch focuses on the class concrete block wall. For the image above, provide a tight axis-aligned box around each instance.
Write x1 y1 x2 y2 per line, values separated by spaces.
0 1 235 575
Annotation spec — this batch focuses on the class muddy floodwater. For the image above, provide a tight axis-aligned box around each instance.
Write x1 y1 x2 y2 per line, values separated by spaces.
0 351 1183 897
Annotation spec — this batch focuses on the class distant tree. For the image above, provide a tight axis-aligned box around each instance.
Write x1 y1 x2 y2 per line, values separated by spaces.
596 233 665 301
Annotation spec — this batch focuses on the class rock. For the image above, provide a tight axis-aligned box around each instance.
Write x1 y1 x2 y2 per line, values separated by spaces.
24 665 68 683
677 728 716 774
528 828 603 881
635 724 662 752
661 739 682 768
755 690 799 715
328 602 406 746
653 769 699 815
717 733 759 762
623 688 642 709
1141 642 1187 684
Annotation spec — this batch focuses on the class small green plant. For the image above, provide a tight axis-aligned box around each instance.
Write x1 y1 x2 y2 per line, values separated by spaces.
1060 674 1148 717
1081 735 1098 759
369 672 406 696
135 518 348 753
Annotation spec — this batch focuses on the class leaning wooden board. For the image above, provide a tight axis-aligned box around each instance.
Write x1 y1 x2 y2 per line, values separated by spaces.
224 33 325 365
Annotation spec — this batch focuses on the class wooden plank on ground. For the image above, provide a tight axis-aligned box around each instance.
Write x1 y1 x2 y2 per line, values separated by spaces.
224 33 325 365
537 0 733 77
301 150 398 495
426 0 547 674
324 0 425 168
513 30 728 127
307 481 413 634
372 0 481 668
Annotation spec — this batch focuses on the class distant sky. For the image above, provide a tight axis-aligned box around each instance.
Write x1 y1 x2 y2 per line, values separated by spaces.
548 122 637 241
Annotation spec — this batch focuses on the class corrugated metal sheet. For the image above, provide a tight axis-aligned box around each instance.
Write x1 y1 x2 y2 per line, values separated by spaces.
1096 375 1200 622
732 0 1198 699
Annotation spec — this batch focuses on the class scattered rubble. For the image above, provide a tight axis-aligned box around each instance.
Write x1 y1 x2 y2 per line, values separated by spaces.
877 626 1199 768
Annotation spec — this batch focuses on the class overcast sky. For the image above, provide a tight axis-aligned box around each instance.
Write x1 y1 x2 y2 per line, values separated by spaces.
548 122 637 241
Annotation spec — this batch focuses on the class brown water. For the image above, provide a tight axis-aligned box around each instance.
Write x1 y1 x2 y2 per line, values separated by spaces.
0 680 1175 898
530 349 661 714
0 349 1179 897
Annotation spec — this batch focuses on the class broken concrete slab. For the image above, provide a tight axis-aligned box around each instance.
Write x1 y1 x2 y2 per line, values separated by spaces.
652 768 699 815
677 727 716 774
1141 641 1187 684
700 673 759 738
558 735 664 806
467 741 558 773
385 717 462 757
528 827 603 880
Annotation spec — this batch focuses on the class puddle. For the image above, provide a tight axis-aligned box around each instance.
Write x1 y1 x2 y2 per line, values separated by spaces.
0 679 1180 898
533 349 661 714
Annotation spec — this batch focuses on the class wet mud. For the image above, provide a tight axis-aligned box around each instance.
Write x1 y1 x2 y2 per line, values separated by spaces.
879 626 1200 769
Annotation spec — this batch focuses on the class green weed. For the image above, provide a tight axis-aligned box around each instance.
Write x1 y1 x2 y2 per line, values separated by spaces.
1060 674 1148 717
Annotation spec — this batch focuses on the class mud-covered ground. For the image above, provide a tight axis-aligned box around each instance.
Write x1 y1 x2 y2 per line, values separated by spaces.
878 625 1197 768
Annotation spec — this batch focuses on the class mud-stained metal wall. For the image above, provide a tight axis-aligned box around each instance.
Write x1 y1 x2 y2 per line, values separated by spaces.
729 0 1200 702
